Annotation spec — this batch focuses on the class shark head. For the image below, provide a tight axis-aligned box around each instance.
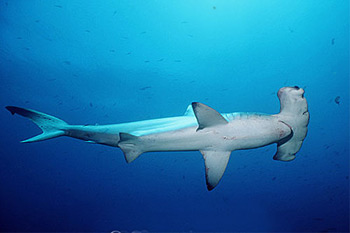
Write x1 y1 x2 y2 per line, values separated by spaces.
274 86 310 161
277 86 308 116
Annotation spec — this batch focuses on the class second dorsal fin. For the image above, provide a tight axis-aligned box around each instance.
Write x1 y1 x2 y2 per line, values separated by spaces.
191 102 228 130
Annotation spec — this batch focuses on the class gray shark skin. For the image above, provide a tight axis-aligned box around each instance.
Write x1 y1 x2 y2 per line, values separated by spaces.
6 86 309 190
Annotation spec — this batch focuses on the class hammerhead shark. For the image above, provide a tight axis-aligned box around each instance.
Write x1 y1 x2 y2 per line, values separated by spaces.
6 86 309 190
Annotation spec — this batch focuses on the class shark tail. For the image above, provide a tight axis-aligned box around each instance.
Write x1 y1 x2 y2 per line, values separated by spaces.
6 106 68 143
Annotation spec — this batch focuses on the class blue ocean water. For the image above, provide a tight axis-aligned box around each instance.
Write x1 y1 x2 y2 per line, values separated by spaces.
0 0 349 232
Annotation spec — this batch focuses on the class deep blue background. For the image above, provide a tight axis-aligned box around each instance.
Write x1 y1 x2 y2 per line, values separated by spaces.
0 1 349 232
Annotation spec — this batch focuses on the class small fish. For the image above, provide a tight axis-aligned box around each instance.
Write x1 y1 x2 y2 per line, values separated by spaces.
35 19 40 23
272 177 276 181
144 60 150 63
126 52 132 55
16 37 22 40
174 60 182 62
63 61 71 65
85 30 90 33
334 96 340 105
157 58 164 62
54 5 63 8
331 38 335 45
140 86 151 91
113 10 117 16
89 102 93 107
109 49 115 53
213 6 216 10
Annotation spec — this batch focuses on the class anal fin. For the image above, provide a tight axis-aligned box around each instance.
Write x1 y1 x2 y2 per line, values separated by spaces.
200 150 231 191
118 133 144 163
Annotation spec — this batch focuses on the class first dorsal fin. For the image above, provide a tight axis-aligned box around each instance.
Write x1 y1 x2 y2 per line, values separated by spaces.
200 150 231 191
192 102 228 130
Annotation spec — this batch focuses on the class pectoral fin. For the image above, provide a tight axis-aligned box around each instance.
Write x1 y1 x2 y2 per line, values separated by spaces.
200 150 231 191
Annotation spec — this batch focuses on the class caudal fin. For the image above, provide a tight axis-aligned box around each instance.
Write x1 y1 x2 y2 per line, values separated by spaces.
6 106 68 143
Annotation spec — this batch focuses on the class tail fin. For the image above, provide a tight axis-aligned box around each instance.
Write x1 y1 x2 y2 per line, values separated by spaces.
118 133 144 163
6 106 68 143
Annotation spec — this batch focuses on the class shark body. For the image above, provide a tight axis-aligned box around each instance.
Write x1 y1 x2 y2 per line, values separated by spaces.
6 86 309 190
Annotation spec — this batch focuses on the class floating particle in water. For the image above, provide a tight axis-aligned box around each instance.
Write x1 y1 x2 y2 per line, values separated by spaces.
272 177 276 181
331 38 335 45
109 49 115 53
89 102 93 107
17 37 22 40
213 6 216 10
54 5 63 8
63 61 71 65
174 60 182 62
85 30 90 33
334 96 340 104
144 60 150 63
113 10 117 16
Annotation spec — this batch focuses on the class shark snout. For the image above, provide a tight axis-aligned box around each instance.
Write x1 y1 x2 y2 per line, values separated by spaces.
278 86 305 99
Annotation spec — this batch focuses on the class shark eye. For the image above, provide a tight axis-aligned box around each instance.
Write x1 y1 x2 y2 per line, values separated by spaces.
293 86 300 90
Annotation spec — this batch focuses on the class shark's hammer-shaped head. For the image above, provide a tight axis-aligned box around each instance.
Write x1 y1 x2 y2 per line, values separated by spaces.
274 86 309 162
277 86 307 116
